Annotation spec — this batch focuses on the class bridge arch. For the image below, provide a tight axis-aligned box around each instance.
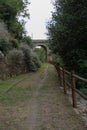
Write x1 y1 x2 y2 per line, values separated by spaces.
32 39 49 61
34 44 47 61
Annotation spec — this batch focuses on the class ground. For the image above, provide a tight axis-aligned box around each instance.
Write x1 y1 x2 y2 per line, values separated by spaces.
0 64 87 130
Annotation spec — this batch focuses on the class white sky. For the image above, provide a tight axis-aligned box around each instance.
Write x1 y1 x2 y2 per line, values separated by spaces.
25 0 53 39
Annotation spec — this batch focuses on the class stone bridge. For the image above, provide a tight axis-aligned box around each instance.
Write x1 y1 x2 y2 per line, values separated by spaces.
32 39 51 61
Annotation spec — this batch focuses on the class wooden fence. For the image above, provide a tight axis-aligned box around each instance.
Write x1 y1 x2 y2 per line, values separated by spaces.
49 61 87 108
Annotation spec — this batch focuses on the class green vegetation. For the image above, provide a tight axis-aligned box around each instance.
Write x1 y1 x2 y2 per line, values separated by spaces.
47 0 87 78
38 63 48 72
47 0 87 91
34 47 46 63
20 44 41 72
21 36 32 47
0 74 32 104
0 39 11 55
0 0 29 39
0 0 42 78
0 64 47 104
0 73 29 92
0 85 33 104
80 88 87 96
0 0 30 45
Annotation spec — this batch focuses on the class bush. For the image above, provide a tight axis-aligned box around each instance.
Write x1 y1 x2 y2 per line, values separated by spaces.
0 39 10 55
52 53 64 66
20 44 41 72
11 39 19 49
20 44 32 71
21 36 33 47
7 49 24 76
31 52 41 69
5 43 41 77
0 21 10 41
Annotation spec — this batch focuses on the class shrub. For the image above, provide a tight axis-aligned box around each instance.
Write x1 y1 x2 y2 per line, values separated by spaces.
21 36 33 47
0 21 10 41
11 39 19 49
20 44 32 71
0 39 10 55
20 44 41 72
31 52 41 69
7 49 24 76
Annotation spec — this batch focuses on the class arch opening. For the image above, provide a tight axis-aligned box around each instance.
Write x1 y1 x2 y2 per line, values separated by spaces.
34 45 47 62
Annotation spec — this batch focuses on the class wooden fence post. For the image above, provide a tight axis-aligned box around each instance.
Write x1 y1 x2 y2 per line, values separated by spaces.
57 65 61 85
59 67 62 86
63 68 67 94
56 66 59 80
61 68 63 86
71 71 77 108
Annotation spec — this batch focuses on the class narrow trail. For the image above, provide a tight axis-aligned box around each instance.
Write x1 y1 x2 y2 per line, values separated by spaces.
0 64 87 130
24 66 48 130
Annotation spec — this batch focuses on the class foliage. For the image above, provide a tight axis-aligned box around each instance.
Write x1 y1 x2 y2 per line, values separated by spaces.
47 0 87 78
0 0 30 39
21 36 32 47
0 21 10 41
34 47 46 63
52 53 64 66
31 52 41 68
0 0 41 77
20 44 41 72
80 88 87 96
0 73 33 104
7 49 24 75
0 39 10 55
0 0 29 25
11 39 19 48
9 19 26 40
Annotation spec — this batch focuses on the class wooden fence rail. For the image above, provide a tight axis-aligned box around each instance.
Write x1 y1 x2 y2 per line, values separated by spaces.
49 60 87 108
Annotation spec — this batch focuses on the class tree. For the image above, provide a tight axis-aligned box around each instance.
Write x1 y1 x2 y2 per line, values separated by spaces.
0 0 30 39
21 36 32 47
47 0 87 78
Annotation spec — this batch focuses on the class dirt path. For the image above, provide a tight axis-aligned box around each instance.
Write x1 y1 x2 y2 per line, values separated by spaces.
0 64 87 130
24 66 48 130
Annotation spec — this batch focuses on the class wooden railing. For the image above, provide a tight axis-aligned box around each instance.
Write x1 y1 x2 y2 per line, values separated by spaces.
49 61 87 108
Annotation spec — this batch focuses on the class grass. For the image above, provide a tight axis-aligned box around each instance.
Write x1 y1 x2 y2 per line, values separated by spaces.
38 63 48 72
0 73 34 105
0 64 47 105
0 75 38 105
0 85 34 105
0 80 37 105
0 73 30 94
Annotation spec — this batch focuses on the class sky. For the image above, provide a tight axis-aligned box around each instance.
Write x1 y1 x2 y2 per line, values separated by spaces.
25 0 53 40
